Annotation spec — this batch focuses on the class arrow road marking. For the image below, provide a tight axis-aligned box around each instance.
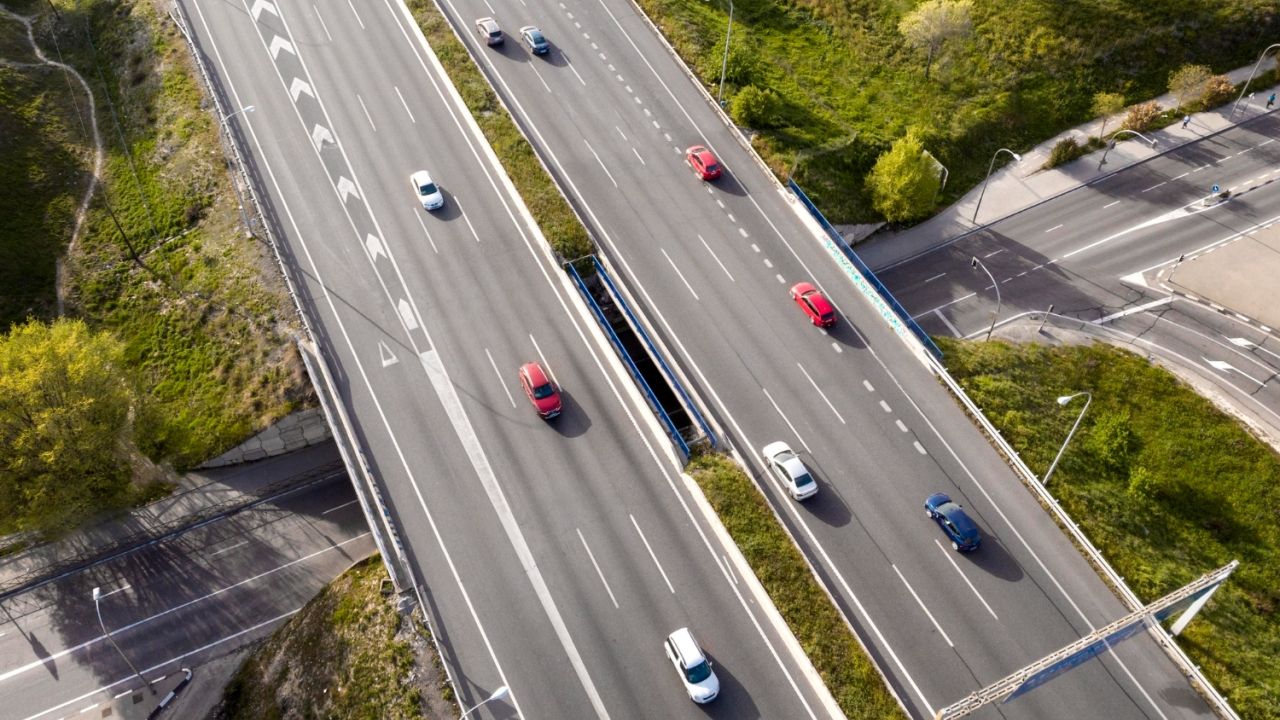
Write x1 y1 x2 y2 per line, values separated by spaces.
336 176 359 203
268 35 295 59
1204 357 1266 386
310 124 333 150
250 0 278 19
1229 337 1280 363
365 233 385 262
378 341 398 368
289 77 313 102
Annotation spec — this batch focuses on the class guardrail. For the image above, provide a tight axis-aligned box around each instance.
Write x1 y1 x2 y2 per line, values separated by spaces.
787 180 942 359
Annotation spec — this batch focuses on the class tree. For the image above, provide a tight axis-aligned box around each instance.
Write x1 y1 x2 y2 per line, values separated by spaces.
898 0 973 79
1169 64 1212 112
729 84 780 128
865 131 941 223
1091 91 1125 138
0 319 135 536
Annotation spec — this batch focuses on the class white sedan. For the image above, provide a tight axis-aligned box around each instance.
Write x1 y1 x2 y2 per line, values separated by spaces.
410 170 445 211
762 441 819 501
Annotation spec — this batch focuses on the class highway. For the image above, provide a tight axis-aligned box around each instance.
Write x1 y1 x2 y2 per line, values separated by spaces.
0 476 374 720
177 0 834 718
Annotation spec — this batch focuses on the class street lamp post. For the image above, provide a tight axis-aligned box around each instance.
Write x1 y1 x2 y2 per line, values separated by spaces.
225 104 256 123
971 148 1021 224
92 587 155 694
460 685 510 719
1097 129 1157 170
702 0 733 106
1232 43 1280 115
1043 392 1092 486
969 256 1002 341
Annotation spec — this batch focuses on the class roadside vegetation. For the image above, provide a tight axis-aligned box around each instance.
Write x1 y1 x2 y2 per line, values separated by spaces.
631 0 1280 223
0 0 306 535
216 556 456 720
936 338 1280 718
404 0 593 266
688 452 905 719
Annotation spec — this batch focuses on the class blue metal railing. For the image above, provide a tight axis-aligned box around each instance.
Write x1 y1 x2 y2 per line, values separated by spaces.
567 262 690 457
591 257 717 449
787 180 943 359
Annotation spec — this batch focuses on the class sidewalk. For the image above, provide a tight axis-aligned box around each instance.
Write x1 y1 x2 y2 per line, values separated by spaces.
852 63 1280 271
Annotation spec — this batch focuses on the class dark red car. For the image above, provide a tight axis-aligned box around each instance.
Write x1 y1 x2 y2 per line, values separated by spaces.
684 145 721 180
790 282 837 328
518 361 562 419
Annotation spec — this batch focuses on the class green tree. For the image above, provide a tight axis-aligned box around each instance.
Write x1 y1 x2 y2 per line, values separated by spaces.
898 0 973 79
0 319 135 536
1091 91 1125 138
865 131 940 222
1169 64 1212 112
729 84 779 128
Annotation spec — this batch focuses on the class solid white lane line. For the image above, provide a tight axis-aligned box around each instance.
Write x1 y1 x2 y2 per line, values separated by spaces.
630 515 675 594
312 5 332 41
483 0 495 11
393 86 415 123
893 565 953 647
697 234 735 281
566 60 587 86
1173 171 1189 180
321 500 358 516
932 309 961 337
530 63 552 93
797 362 846 424
878 400 891 413
530 333 558 386
661 247 699 300
721 555 737 585
413 211 438 254
1141 181 1166 193
113 689 131 699
577 528 619 609
935 540 998 620
632 147 645 165
1044 224 1063 233
1103 200 1120 208
346 0 364 28
355 94 376 131
455 198 482 242
1262 138 1275 146
485 348 516 408
584 139 618 188
762 386 810 453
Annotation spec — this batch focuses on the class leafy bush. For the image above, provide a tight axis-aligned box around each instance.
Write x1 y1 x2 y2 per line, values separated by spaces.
1200 74 1236 109
1123 100 1163 132
865 130 939 222
729 84 780 128
1168 64 1212 111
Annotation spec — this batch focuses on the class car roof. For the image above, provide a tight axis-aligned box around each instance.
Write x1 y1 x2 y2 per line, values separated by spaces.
941 504 979 535
807 290 834 315
668 627 704 664
521 361 550 386
762 441 791 460
477 16 497 26
412 170 432 184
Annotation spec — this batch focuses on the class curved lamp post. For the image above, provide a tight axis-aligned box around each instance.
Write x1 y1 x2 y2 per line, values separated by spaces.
1097 129 1156 170
460 685 510 719
92 587 155 694
969 256 1001 341
1232 43 1280 115
702 0 733 106
1043 392 1092 485
225 104 256 123
971 148 1021 224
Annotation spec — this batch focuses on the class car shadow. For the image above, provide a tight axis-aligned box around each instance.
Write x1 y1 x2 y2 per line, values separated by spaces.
710 170 749 198
543 46 568 68
822 318 867 350
698 652 759 719
548 389 590 438
966 534 1025 582
430 190 464 222
802 468 852 528
488 37 529 63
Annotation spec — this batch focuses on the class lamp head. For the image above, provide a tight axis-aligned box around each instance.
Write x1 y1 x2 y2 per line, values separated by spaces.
970 256 978 269
489 686 510 702
1011 152 1022 162
92 586 102 601
243 105 257 113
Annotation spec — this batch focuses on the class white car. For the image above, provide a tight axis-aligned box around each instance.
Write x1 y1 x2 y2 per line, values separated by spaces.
475 16 503 46
762 441 819 500
663 627 719 703
410 170 444 211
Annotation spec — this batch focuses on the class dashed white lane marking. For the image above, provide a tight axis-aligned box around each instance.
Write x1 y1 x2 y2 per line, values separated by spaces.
879 400 891 413
932 308 961 337
345 0 364 28
924 272 944 283
698 234 735 281
634 96 642 105
775 273 785 284
483 0 496 12
797 362 846 424
1142 181 1166 192
312 5 332 42
763 258 773 268
983 248 1005 258
643 107 651 117
663 132 671 142
598 52 606 60
750 243 760 253
832 342 842 354
893 565 953 647
1191 165 1206 172
566 61 587 86
738 227 749 238
114 689 132 699
615 126 626 141
577 528 619 609
661 247 699 300
863 379 875 392
413 211 438 254
590 41 598 49
762 386 810 453
607 63 615 71
355 94 376 131
1261 138 1275 146
913 441 927 455
1237 148 1253 155
1044 224 1063 233
393 86 414 123
1173 171 1189 180
625 84 633 94
210 540 249 557
935 539 998 620
574 20 581 28
631 515 675 594
565 10 573 17
1103 200 1120 208
651 120 660 129
484 348 516 408
727 212 736 222
716 199 725 209
895 419 908 432
321 500 357 516
583 139 618 187
632 147 645 165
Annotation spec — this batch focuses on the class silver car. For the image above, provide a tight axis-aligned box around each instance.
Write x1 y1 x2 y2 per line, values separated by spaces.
762 441 819 501
475 17 503 46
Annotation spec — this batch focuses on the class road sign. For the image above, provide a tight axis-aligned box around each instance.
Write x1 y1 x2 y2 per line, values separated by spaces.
1212 184 1220 193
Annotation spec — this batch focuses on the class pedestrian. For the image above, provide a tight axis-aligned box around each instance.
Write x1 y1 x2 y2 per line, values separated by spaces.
1268 92 1276 109
1182 114 1191 129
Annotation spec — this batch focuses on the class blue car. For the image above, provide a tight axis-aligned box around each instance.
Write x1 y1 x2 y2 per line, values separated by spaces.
924 492 981 552
520 26 549 55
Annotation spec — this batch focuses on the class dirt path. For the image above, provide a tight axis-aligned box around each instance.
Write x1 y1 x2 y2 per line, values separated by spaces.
0 5 103 315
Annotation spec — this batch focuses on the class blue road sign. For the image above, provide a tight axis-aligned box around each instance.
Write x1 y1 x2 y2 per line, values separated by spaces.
1212 184 1220 193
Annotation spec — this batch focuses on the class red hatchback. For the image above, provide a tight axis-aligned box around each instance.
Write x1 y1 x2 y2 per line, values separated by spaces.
518 362 562 419
790 282 837 328
684 145 721 180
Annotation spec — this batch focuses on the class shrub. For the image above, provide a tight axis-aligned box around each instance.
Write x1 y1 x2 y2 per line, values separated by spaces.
865 130 940 222
1123 101 1163 132
1043 137 1083 169
1168 63 1212 111
1200 74 1236 108
729 85 779 128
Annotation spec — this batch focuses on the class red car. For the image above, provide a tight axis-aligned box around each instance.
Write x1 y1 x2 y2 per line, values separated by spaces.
790 282 837 328
685 145 721 180
518 361 562 419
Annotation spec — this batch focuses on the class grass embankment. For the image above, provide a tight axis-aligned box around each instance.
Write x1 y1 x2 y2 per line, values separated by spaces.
1 0 305 475
688 453 905 719
630 0 1280 222
404 0 592 266
218 556 454 720
936 338 1280 719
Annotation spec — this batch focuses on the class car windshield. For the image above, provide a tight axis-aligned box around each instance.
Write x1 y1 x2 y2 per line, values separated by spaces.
705 163 719 172
684 659 712 683
532 382 555 399
420 182 438 195
794 471 815 488
530 31 545 43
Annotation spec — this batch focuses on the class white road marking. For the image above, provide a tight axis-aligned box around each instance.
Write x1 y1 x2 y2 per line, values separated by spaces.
346 0 364 28
1173 171 1189 180
1141 181 1166 193
878 400 891 413
483 0 494 11
661 247 699 300
721 555 737 585
1103 200 1120 208
566 60 587 86
485 348 516 408
913 441 927 454
797 362 846 424
895 419 908 432
716 199 725 209
983 248 1005 258
762 387 810 453
530 63 552 93
1261 138 1275 146
750 243 760 253
630 515 675 594
643 108 651 117
578 528 619 608
413 211 438 254
663 132 671 142
775 274 785 283
738 227 749 238
763 258 773 268
1044 224 1063 233
393 86 414 123
697 234 735 281
584 139 618 188
1191 165 1206 172
862 379 875 392
632 147 645 165
455 197 482 242
652 120 660 129
530 333 557 386
924 272 944 283
1204 357 1266 386
832 342 842 353
634 96 642 105
893 565 953 647
935 540 998 619
355 93 376 131
615 126 626 141
932 309 961 337
321 500 357 516
727 212 736 223
312 5 332 41
624 84 633 93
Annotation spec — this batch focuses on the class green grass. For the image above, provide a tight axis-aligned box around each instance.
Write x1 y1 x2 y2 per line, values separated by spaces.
218 557 431 720
632 0 1280 223
687 452 905 719
404 0 593 267
936 338 1280 719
